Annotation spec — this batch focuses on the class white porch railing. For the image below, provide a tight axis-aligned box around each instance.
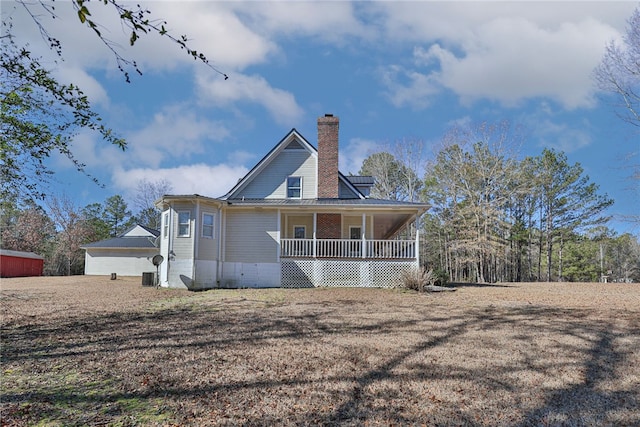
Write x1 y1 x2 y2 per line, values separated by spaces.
280 238 416 259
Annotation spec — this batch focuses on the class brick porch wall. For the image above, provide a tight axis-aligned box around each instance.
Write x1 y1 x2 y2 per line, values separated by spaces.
317 213 341 239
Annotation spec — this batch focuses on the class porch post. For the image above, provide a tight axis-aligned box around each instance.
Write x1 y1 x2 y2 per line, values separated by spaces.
313 212 317 258
416 229 420 266
276 209 281 262
361 213 366 258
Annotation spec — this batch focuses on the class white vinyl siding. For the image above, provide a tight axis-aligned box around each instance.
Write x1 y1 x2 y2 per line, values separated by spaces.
343 215 373 239
197 211 218 261
84 249 158 276
170 204 194 259
225 210 278 263
122 225 157 237
234 150 317 199
284 214 313 239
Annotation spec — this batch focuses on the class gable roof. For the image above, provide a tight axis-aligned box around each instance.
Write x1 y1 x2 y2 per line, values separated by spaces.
81 236 159 250
0 249 44 260
221 129 311 200
120 224 160 238
81 224 160 250
221 128 366 200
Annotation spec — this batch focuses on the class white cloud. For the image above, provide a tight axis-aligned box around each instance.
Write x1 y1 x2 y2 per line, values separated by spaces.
58 106 230 181
52 66 110 107
132 2 277 71
227 150 257 166
373 2 633 110
417 17 618 109
126 106 230 169
58 131 126 173
235 1 370 44
112 163 249 199
339 138 382 175
5 1 275 72
196 71 304 126
532 119 593 153
8 0 636 114
379 64 440 109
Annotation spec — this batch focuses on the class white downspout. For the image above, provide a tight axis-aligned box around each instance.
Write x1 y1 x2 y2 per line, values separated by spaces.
361 213 366 258
416 229 420 267
220 205 227 285
216 204 223 288
313 212 317 258
276 209 281 262
193 199 200 288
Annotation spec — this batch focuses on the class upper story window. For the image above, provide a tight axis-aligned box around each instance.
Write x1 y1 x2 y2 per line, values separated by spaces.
202 212 215 238
287 176 302 198
163 212 169 238
178 211 191 237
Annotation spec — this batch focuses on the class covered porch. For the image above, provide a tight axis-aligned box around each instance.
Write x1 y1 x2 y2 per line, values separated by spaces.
279 210 419 260
278 209 422 287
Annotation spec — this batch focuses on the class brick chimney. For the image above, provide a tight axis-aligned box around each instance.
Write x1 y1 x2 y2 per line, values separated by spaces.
317 114 339 199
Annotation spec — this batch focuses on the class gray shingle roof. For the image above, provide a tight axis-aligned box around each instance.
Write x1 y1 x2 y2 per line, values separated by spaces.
346 176 375 185
81 236 158 249
0 249 44 260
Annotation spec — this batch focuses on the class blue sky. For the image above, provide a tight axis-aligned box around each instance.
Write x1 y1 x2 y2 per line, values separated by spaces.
6 1 639 234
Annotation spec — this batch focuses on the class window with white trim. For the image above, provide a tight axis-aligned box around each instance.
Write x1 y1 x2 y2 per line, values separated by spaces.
163 212 169 238
178 211 191 237
287 176 302 198
350 226 362 240
202 212 215 238
294 226 306 239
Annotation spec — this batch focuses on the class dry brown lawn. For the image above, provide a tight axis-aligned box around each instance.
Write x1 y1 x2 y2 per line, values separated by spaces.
1 276 639 426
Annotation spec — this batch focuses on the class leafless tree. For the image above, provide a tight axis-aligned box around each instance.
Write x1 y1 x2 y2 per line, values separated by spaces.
132 179 173 230
0 204 54 254
595 7 640 128
47 195 91 275
392 137 428 203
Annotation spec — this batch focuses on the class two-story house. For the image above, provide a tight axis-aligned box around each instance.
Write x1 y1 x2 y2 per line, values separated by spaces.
155 114 429 289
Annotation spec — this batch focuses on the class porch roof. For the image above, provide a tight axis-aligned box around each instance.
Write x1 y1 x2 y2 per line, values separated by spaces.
226 198 429 210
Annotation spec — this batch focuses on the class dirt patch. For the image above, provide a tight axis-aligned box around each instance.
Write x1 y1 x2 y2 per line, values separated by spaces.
2 277 639 426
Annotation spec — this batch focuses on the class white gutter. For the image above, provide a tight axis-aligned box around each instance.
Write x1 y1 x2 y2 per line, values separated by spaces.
193 199 200 288
217 205 223 287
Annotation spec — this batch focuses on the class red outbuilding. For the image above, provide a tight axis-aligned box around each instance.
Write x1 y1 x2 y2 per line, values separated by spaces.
0 249 44 278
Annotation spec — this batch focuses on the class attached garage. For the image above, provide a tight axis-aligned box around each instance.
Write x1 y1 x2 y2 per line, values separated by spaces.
0 250 44 278
81 225 160 277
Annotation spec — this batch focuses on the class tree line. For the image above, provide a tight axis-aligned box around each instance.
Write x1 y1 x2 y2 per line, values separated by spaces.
0 179 170 275
359 122 639 284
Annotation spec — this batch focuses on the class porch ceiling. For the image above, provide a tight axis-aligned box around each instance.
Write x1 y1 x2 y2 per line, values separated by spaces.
372 213 414 239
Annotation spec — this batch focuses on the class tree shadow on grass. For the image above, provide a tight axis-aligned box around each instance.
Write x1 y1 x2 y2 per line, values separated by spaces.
517 326 640 426
448 281 515 288
1 296 639 426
